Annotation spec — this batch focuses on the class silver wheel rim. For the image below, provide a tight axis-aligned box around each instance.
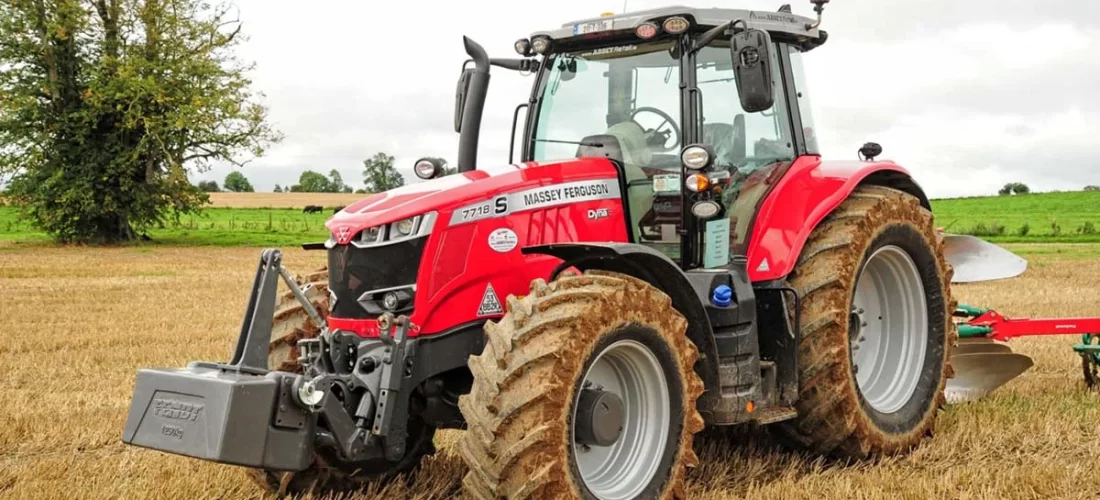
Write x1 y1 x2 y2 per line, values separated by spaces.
850 245 929 414
572 339 670 500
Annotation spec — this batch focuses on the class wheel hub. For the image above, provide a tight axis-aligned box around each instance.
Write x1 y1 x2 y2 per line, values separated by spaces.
572 339 670 500
850 245 929 414
574 387 625 447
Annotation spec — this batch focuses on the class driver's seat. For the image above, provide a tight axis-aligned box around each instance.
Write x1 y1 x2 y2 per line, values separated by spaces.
576 121 654 241
702 122 744 171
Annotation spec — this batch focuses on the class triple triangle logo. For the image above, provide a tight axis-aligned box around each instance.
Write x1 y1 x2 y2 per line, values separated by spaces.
477 283 505 316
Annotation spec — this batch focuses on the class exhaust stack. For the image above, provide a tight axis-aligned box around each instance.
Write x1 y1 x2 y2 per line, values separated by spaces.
457 37 490 173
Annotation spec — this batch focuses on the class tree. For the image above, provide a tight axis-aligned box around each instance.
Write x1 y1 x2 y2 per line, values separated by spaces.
288 169 353 193
197 180 220 192
362 152 405 192
328 169 352 193
0 0 281 243
291 170 333 193
1085 185 1099 192
998 182 1030 196
273 184 282 193
223 171 254 192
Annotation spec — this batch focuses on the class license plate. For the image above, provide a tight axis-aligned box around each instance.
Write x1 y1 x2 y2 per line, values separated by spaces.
573 19 614 35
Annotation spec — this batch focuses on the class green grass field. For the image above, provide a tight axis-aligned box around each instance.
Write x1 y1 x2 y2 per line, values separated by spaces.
0 205 335 246
931 190 1100 242
1 189 1098 246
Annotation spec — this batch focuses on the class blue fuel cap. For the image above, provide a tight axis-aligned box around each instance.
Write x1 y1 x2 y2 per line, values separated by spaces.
712 285 732 307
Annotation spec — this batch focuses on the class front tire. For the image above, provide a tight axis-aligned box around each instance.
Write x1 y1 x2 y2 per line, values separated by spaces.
458 270 705 499
777 185 956 457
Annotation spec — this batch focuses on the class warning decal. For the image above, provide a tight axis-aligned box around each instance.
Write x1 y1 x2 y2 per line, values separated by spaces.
477 283 505 316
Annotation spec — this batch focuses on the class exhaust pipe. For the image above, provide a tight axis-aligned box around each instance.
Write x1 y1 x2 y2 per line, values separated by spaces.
457 36 490 173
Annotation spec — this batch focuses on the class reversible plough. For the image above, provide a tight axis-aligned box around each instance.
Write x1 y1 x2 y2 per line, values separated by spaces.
941 233 1100 402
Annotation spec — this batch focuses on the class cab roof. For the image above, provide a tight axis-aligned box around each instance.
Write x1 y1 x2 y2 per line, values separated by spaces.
531 5 824 46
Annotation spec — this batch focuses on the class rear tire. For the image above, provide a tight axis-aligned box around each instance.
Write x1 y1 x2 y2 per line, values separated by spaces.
776 185 956 457
246 267 437 496
457 270 705 499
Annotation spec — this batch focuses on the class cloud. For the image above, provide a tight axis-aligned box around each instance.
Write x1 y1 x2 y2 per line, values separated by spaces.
188 0 1100 200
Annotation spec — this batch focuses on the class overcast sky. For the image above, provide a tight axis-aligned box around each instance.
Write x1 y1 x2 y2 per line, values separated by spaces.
194 0 1100 199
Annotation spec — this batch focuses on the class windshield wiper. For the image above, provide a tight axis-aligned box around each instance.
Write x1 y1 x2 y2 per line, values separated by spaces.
535 138 605 147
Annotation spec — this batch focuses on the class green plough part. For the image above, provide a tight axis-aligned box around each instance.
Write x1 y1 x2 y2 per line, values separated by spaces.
958 324 993 338
954 304 988 318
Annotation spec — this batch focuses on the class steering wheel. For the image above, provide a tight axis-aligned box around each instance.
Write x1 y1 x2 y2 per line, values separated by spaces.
631 107 681 153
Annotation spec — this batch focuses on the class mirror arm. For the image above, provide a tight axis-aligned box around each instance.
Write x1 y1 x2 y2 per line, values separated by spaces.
490 58 539 72
690 20 734 55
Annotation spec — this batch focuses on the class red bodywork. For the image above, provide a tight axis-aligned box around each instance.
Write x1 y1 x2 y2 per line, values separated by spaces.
325 158 629 338
744 155 918 282
323 155 919 338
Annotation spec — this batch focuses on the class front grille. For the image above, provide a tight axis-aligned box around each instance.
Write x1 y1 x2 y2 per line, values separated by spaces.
327 237 426 319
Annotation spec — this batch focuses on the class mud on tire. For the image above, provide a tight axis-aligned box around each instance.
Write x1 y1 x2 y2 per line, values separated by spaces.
458 270 706 499
776 185 957 457
246 267 436 497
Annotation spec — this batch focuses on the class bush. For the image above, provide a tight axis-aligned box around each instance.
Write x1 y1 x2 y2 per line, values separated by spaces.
1017 221 1030 236
1052 219 1062 236
968 220 1006 237
1086 185 1100 192
1078 221 1097 235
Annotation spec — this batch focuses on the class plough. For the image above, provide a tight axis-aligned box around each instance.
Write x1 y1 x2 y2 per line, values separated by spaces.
941 233 1100 402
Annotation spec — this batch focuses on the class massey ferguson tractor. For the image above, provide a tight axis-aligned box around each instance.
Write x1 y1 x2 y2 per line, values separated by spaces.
119 2 1065 498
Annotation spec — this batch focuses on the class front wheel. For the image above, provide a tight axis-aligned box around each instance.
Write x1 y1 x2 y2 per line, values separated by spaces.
458 270 705 499
777 185 956 457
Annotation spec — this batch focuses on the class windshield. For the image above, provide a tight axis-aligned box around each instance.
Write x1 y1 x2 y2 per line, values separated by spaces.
533 41 682 169
531 41 794 173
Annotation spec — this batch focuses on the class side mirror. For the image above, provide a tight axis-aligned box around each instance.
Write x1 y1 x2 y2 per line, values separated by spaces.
454 68 474 133
730 29 774 113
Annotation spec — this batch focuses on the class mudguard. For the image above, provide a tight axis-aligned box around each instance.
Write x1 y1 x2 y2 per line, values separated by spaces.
744 156 931 282
521 243 721 401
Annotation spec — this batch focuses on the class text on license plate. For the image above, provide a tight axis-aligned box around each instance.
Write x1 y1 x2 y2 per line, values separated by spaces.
573 19 614 35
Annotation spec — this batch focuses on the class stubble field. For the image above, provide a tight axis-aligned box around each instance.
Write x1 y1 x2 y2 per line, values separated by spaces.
2 243 1100 499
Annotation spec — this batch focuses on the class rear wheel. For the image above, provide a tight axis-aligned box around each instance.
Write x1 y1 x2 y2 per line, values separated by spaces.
458 270 705 499
246 267 437 496
777 185 956 457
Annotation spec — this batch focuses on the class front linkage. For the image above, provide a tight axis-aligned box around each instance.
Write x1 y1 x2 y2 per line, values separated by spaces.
121 249 416 471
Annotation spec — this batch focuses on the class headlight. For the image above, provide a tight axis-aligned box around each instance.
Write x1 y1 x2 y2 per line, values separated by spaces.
662 16 690 34
413 158 443 180
531 36 552 54
691 200 721 219
514 38 531 56
349 213 436 249
393 217 417 236
681 144 712 170
360 225 383 244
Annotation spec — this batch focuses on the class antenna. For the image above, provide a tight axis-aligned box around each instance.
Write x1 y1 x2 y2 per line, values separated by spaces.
622 0 628 13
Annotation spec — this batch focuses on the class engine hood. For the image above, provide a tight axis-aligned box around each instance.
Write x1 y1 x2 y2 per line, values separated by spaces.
324 158 620 244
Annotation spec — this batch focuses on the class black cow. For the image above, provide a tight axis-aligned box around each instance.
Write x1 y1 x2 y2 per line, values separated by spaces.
303 205 323 214
332 205 345 214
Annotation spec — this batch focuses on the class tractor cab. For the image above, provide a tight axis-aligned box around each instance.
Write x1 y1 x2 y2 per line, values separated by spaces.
449 5 828 268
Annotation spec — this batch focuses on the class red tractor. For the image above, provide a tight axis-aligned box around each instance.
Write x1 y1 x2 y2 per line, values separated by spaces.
122 2 972 498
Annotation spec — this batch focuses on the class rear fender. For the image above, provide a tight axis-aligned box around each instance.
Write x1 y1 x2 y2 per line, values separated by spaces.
745 157 931 282
521 243 720 400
